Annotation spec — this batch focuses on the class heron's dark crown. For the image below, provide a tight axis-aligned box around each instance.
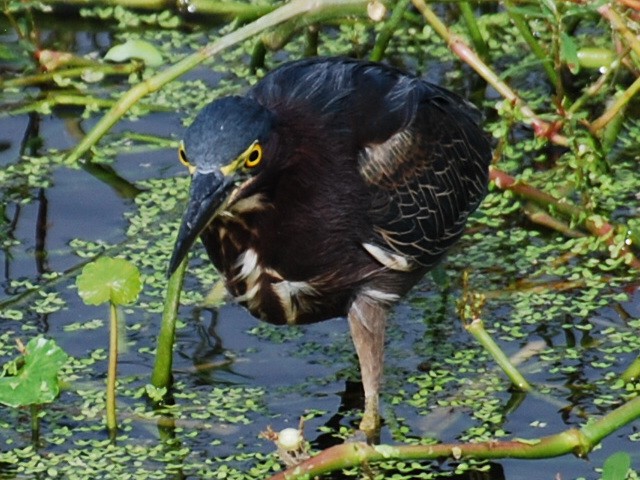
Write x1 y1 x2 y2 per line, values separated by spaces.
183 96 275 171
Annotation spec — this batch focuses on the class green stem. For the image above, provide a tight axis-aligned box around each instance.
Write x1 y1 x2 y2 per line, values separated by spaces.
621 356 640 384
4 95 122 117
0 62 141 88
303 25 319 57
249 39 267 71
503 0 560 92
30 0 173 9
66 0 369 164
523 203 585 239
30 404 40 445
459 2 488 60
568 52 622 116
268 396 640 479
590 74 640 133
466 318 532 392
184 0 275 20
581 395 640 448
107 302 118 440
151 258 187 391
260 4 366 51
369 0 412 62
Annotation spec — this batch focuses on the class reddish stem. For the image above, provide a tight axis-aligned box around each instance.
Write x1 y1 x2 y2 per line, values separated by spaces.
490 167 640 270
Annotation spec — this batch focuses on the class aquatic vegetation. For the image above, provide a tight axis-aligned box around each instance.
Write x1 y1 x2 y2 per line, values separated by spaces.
0 0 639 478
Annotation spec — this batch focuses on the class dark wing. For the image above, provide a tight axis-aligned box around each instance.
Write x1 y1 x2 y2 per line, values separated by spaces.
249 57 491 269
359 83 491 269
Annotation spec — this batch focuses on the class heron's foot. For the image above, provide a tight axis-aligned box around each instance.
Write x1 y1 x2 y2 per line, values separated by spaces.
357 396 381 441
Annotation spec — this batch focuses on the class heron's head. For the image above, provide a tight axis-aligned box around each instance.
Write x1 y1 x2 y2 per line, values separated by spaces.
168 96 275 276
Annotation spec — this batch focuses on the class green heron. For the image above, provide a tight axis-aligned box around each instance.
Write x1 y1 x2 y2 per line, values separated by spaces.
168 57 491 434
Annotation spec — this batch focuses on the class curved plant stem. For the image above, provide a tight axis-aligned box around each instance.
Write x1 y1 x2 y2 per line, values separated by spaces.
489 167 640 270
36 0 275 18
411 0 569 147
268 396 640 479
151 258 188 391
107 302 118 441
66 0 369 164
369 0 412 62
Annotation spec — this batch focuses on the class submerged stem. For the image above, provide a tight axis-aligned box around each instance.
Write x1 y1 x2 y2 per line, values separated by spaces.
466 318 532 392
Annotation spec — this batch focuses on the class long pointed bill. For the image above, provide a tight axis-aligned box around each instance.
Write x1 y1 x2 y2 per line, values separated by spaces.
167 170 233 276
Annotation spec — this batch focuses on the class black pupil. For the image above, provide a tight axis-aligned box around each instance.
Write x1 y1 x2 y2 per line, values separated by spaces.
249 149 260 163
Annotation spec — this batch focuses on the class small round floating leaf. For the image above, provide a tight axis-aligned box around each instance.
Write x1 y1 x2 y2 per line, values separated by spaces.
104 39 162 67
0 336 68 407
602 451 631 480
76 257 142 306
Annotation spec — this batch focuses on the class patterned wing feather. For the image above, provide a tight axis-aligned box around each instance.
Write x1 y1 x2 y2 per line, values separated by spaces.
360 87 491 269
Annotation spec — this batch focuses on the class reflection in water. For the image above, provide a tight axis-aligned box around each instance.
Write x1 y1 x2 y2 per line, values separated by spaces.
190 308 509 479
35 187 49 275
188 308 235 382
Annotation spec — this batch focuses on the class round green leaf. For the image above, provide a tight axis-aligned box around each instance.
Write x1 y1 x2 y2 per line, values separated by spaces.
104 39 163 67
602 451 631 480
0 336 68 407
76 257 142 306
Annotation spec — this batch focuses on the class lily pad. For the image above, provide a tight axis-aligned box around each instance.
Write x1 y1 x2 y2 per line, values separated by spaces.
76 257 142 306
0 337 68 407
104 39 163 67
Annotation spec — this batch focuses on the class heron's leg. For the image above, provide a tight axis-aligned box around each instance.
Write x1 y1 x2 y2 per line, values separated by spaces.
347 295 387 436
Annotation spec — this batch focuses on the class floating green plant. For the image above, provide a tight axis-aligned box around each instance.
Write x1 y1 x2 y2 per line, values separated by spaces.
76 256 142 440
0 336 68 443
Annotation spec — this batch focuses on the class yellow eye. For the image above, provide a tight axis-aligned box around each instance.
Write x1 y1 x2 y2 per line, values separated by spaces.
244 143 263 168
178 142 191 169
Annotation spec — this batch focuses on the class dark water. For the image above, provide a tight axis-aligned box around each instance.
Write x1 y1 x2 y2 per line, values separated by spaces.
1 16 639 480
